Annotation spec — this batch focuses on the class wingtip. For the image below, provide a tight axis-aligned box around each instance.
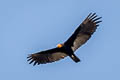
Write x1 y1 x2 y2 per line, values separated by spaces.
88 13 96 19
96 21 102 24
29 60 34 64
33 62 37 66
27 57 32 61
87 13 92 18
93 17 102 22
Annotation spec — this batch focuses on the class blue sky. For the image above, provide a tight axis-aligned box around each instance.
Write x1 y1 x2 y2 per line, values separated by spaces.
0 0 120 80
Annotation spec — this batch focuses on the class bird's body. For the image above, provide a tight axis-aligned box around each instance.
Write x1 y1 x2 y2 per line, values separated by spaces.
27 13 102 65
60 44 80 62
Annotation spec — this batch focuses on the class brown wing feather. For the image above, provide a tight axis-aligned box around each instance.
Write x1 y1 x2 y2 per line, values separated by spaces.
65 13 102 51
27 48 67 65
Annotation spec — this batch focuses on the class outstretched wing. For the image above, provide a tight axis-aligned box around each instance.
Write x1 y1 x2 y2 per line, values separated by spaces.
65 13 102 51
27 48 67 65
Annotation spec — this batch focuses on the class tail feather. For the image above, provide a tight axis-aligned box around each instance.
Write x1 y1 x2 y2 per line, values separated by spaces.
70 54 80 63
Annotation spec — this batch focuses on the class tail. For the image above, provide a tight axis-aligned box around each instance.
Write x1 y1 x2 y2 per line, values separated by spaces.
69 53 80 63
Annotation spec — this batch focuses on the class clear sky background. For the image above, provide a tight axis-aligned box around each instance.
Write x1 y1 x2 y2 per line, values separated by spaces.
0 0 120 80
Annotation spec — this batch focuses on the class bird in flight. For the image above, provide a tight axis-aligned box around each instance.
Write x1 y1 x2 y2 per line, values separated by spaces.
27 13 102 66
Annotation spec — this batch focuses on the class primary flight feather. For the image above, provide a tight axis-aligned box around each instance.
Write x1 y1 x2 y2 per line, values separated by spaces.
27 13 102 65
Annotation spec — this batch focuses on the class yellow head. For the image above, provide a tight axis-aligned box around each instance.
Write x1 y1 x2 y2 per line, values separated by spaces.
57 44 63 48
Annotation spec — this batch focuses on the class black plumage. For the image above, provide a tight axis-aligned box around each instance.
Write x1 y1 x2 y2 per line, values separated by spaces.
27 13 102 65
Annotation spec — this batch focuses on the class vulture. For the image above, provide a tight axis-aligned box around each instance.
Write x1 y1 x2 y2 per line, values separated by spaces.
27 13 102 65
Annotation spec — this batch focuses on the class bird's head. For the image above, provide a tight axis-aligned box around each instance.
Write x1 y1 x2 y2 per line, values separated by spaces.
57 44 64 48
